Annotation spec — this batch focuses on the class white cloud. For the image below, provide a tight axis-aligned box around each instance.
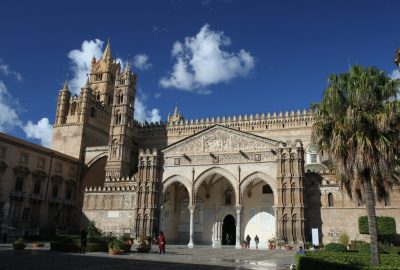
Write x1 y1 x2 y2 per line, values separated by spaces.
160 24 255 94
134 98 161 123
154 92 162 99
133 54 152 70
0 77 51 147
134 89 161 123
22 118 52 147
67 39 104 94
390 69 400 80
0 81 22 132
0 59 22 81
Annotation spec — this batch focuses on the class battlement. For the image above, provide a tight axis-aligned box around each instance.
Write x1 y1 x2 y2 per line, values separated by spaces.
139 148 158 156
84 176 137 193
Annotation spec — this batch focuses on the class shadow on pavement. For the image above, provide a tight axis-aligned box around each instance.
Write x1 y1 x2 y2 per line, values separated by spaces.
0 250 263 270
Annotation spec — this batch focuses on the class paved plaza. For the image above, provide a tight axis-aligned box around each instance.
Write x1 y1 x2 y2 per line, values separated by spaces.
0 244 295 270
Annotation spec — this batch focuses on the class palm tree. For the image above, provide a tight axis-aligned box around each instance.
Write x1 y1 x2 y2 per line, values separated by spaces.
312 65 400 266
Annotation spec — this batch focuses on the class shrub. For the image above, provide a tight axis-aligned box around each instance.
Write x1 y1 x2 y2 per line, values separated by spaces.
295 252 400 270
357 242 389 254
87 220 102 240
50 236 81 252
339 233 350 246
324 243 347 252
349 240 366 251
108 239 122 251
13 238 27 250
85 242 108 252
137 234 151 253
358 216 397 236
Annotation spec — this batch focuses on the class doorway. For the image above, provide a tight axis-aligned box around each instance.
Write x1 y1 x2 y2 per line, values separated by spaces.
222 214 236 245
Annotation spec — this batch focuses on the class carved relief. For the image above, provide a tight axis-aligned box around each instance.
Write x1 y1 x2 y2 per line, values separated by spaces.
164 151 275 166
163 126 277 156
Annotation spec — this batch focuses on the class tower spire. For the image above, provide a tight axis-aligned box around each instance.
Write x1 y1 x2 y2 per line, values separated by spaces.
101 38 112 60
62 80 69 92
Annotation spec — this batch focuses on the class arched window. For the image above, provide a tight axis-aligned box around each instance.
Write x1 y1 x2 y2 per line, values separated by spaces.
70 102 77 115
144 187 149 207
307 144 318 164
282 214 288 242
281 184 287 206
96 92 100 101
292 214 297 243
291 183 296 205
138 188 143 207
136 214 141 238
262 184 273 194
328 193 334 207
356 189 363 206
115 111 121 125
384 194 391 206
90 107 96 118
224 189 233 205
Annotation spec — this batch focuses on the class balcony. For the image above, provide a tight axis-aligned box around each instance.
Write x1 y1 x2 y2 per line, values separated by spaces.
10 191 25 200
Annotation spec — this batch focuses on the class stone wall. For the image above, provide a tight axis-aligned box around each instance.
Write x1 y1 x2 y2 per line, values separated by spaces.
82 191 137 235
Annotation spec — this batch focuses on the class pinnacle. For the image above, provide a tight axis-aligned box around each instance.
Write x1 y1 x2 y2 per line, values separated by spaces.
124 61 131 72
101 38 112 60
62 80 69 91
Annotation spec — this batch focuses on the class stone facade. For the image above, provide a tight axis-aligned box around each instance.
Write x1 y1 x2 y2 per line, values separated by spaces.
0 132 80 238
2 42 399 246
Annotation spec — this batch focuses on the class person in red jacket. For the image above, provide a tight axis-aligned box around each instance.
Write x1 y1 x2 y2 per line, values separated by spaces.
158 231 166 254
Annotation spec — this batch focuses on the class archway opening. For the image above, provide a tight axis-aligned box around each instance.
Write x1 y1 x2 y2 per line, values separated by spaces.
195 172 237 246
161 181 190 244
222 214 236 245
242 179 275 249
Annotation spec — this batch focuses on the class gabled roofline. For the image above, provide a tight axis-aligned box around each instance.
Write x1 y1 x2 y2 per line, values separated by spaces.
161 124 279 152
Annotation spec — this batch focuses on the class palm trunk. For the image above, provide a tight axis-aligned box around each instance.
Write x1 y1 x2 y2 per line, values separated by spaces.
363 175 380 266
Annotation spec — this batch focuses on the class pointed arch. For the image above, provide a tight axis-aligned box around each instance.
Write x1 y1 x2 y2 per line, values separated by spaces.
162 174 192 205
240 171 277 205
194 167 238 204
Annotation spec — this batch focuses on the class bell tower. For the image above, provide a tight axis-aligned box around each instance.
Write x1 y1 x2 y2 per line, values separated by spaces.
89 39 120 107
105 63 137 178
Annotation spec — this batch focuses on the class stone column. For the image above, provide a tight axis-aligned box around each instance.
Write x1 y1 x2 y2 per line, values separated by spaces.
188 205 195 248
235 206 242 249
274 207 278 236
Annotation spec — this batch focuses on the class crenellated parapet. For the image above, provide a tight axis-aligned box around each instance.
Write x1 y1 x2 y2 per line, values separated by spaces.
134 109 315 144
84 176 138 192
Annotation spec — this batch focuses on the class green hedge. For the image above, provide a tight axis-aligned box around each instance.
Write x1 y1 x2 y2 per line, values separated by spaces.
324 243 347 252
50 237 108 253
358 216 396 235
295 252 400 270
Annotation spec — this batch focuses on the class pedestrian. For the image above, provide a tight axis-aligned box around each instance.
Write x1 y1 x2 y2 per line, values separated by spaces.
80 229 87 254
296 246 305 254
158 231 166 254
225 233 230 245
254 235 259 249
246 234 251 248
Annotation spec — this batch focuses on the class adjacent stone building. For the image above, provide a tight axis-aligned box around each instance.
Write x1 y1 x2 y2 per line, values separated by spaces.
1 41 398 247
0 132 80 239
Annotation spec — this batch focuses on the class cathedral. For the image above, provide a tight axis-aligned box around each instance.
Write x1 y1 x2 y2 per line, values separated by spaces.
0 41 398 248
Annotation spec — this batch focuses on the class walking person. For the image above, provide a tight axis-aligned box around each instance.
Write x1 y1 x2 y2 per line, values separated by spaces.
246 235 251 249
158 231 166 254
80 229 87 254
254 235 259 249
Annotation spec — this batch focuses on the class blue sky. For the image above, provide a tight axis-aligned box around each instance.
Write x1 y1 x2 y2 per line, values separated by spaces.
0 0 399 147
